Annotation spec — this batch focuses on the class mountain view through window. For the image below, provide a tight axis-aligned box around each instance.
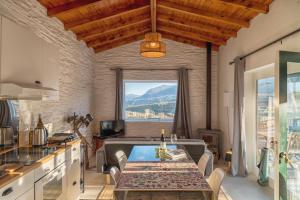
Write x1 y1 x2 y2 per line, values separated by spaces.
123 81 178 122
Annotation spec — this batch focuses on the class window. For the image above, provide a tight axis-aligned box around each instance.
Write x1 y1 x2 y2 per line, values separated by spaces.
123 80 178 122
256 77 275 177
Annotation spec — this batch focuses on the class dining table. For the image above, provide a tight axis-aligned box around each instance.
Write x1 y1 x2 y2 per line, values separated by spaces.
114 144 213 200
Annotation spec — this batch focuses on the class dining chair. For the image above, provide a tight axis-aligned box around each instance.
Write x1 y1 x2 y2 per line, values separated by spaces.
198 152 211 176
110 166 121 185
206 168 225 200
115 150 127 171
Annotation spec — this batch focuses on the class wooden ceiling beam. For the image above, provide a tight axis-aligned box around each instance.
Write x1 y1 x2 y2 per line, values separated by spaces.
65 2 149 30
158 14 236 38
158 0 249 28
161 32 219 51
77 15 150 41
47 0 101 17
88 28 150 48
157 25 226 46
218 0 269 14
94 34 145 53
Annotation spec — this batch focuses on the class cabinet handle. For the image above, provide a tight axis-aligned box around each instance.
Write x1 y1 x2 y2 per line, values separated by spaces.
2 187 13 196
72 147 77 151
44 167 51 173
73 181 77 186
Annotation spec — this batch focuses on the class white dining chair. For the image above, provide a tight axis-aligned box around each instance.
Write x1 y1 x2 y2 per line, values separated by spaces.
110 166 121 185
206 168 225 200
115 150 127 171
110 166 127 200
198 152 211 176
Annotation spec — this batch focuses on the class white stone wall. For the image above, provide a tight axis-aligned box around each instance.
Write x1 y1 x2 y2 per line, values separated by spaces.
94 40 218 138
0 0 95 145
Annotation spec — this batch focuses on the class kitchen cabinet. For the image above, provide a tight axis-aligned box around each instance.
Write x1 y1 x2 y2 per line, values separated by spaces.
15 187 34 200
0 171 34 200
66 143 81 200
0 16 59 91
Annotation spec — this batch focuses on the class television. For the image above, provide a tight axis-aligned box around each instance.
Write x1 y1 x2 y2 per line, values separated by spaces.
99 120 125 138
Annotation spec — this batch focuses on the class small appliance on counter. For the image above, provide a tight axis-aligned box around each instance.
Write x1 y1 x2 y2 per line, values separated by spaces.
0 126 14 146
32 114 48 146
48 132 79 145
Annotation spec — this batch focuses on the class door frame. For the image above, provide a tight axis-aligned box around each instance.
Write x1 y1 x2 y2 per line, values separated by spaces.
275 51 300 200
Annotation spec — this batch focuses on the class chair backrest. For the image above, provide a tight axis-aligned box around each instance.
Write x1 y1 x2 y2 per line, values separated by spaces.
110 166 121 185
207 168 225 200
115 150 127 171
198 152 211 176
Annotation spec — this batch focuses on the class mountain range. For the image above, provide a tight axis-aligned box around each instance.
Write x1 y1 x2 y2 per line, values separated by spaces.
125 85 177 105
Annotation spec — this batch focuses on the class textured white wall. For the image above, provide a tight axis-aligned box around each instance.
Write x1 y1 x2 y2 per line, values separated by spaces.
0 0 95 145
94 40 218 138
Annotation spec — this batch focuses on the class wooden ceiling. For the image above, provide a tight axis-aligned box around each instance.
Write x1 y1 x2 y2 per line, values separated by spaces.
37 0 273 53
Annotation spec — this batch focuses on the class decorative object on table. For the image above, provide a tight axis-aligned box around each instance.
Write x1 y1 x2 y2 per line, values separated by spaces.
155 147 169 160
32 114 48 146
67 113 94 168
167 149 187 160
198 128 222 163
257 147 269 186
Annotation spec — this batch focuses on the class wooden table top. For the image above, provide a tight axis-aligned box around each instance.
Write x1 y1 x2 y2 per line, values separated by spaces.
115 145 212 192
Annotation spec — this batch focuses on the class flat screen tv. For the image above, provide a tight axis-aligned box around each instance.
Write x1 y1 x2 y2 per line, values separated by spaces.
99 120 125 138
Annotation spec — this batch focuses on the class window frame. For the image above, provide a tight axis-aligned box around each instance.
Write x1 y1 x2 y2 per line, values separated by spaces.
122 80 178 123
255 76 275 178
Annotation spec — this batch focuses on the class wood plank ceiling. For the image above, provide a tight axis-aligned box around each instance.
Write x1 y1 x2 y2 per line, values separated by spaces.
37 0 273 53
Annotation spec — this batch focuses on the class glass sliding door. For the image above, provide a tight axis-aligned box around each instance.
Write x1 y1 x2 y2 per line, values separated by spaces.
278 51 300 200
256 77 275 179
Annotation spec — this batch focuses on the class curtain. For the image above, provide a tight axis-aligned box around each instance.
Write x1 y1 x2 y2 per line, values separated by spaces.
231 57 248 177
115 68 123 120
173 68 192 139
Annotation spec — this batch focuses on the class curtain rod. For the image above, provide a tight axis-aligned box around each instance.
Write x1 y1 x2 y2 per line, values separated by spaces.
229 27 300 65
110 68 193 71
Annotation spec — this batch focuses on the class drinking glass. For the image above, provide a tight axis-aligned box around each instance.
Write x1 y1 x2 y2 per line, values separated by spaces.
170 134 177 144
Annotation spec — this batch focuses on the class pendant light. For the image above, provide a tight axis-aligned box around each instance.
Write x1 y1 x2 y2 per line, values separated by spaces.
140 0 166 58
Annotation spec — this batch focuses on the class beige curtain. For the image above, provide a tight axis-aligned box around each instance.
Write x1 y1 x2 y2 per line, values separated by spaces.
231 57 248 177
115 68 123 120
173 68 192 139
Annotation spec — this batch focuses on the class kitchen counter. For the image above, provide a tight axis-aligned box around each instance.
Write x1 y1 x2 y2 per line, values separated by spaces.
0 139 81 189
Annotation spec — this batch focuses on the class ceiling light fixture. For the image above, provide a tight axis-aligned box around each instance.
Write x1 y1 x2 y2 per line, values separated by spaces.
140 0 166 58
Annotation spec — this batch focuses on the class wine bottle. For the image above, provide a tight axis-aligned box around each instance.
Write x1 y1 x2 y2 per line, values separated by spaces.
160 129 166 149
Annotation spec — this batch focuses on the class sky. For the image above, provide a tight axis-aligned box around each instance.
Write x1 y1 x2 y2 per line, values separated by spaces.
125 82 177 95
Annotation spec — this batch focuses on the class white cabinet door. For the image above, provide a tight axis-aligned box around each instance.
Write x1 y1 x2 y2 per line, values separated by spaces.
0 171 34 200
41 40 59 90
0 16 43 85
67 158 81 200
15 187 34 200
0 16 59 90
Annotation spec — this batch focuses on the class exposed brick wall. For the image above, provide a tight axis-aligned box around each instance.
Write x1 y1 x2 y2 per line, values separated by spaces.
0 0 95 146
94 40 218 138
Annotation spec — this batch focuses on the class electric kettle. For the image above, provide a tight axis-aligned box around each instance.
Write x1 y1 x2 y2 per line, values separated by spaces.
32 114 48 146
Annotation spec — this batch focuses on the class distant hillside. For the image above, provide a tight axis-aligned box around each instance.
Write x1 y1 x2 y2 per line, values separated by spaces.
125 94 141 101
138 85 177 99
